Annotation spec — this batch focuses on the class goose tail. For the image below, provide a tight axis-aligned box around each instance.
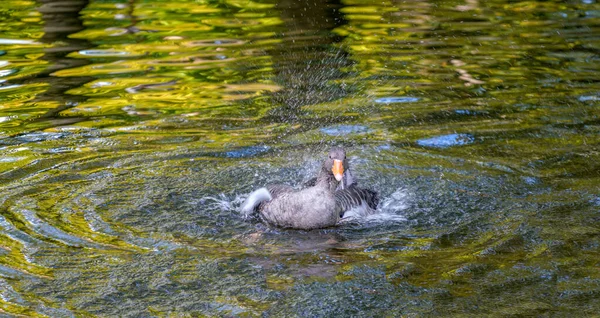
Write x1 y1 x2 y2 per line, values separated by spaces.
240 187 272 218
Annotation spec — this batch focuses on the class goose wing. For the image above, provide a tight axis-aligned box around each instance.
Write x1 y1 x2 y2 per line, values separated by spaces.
335 186 379 216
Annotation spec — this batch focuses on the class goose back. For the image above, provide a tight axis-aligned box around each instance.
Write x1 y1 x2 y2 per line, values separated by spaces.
256 184 293 211
259 185 340 229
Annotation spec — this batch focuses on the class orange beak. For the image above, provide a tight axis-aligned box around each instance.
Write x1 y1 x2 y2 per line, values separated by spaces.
332 159 344 181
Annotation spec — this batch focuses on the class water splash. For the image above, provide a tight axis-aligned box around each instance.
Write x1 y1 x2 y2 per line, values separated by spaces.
341 188 409 224
201 193 248 213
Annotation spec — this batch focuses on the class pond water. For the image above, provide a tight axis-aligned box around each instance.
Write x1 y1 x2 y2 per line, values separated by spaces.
1 0 599 316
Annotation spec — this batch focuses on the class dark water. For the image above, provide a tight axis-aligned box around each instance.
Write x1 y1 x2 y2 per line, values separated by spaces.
1 0 599 316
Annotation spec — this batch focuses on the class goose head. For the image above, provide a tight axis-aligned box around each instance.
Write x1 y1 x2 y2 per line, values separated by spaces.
321 147 348 182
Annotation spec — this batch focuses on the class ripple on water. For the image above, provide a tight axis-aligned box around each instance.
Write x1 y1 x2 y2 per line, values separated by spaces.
0 214 44 246
77 49 131 57
224 145 270 158
0 156 27 163
19 209 94 248
454 109 488 116
521 176 540 185
14 132 66 143
578 94 599 102
374 97 420 104
90 81 114 88
0 84 22 91
320 125 371 136
183 39 246 47
0 39 39 45
0 69 17 77
417 133 475 148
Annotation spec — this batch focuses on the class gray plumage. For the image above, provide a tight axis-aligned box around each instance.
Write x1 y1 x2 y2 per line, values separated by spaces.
304 163 379 216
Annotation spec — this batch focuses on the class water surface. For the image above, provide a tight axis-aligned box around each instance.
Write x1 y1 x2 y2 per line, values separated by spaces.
1 0 599 316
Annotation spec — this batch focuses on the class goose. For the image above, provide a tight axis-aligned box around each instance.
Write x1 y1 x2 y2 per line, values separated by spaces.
241 147 378 229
